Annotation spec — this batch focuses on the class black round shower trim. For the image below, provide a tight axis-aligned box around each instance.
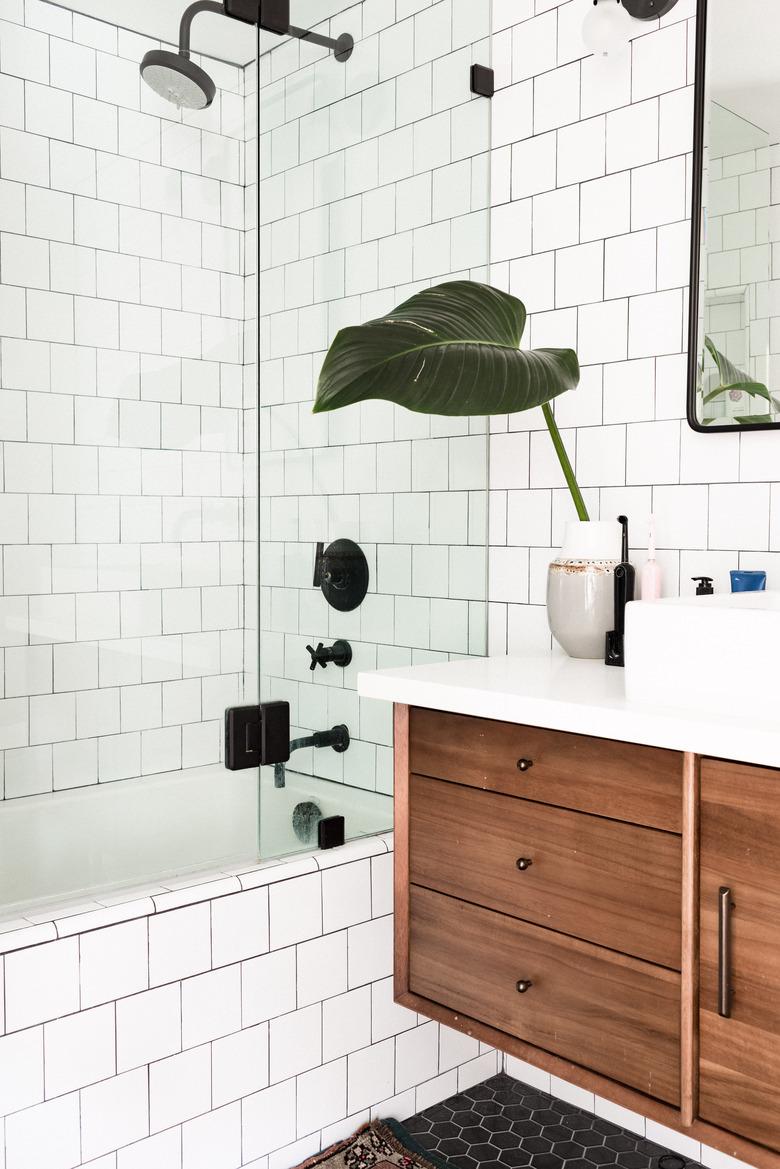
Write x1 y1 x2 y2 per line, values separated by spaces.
314 539 369 612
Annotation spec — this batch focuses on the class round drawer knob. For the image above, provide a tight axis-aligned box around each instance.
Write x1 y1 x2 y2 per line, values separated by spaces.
516 758 533 772
516 979 533 994
516 857 533 871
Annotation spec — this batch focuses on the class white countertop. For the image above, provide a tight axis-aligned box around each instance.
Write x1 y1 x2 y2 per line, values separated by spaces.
358 655 780 769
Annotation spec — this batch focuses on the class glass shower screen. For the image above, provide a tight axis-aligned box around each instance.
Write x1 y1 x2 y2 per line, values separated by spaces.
255 0 493 857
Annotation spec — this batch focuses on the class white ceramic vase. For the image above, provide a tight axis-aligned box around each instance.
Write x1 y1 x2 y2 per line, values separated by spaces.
546 521 622 659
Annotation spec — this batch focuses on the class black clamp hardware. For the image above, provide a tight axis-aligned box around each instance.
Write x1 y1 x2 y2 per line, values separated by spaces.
306 639 352 671
470 64 494 98
225 700 290 771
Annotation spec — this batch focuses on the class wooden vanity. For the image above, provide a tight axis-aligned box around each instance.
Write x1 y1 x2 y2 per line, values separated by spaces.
393 704 780 1169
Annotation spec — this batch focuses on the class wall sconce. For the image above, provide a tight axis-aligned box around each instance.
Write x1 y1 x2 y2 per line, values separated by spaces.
582 0 679 58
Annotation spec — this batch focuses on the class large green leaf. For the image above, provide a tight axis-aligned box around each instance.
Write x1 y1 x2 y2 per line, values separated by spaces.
702 336 772 405
313 281 580 416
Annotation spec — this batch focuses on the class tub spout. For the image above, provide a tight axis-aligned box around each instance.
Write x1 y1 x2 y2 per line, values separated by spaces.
273 725 350 788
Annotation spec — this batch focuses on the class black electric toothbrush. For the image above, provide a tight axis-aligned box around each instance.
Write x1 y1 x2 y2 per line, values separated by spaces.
605 515 635 668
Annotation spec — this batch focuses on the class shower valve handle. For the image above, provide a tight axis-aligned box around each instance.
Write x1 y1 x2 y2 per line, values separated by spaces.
306 640 353 671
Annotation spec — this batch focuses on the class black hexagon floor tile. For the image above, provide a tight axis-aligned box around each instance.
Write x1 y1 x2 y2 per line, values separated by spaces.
403 1075 703 1169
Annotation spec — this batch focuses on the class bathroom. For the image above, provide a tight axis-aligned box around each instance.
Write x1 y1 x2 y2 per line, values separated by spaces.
0 0 778 1165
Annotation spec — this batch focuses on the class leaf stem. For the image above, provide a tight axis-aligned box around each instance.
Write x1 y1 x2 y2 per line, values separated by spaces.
542 402 589 522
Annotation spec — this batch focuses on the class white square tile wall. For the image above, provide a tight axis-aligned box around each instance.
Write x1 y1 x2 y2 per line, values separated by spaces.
0 5 253 796
2 0 779 1165
487 0 780 660
0 840 499 1169
255 0 492 801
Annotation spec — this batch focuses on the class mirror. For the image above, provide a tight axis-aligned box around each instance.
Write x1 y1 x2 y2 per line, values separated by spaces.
688 0 780 431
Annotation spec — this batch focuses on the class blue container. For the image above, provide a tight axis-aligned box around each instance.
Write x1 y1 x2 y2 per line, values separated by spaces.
730 570 767 592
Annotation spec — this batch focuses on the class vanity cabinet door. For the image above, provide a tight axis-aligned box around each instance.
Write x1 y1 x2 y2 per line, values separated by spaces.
699 759 780 1152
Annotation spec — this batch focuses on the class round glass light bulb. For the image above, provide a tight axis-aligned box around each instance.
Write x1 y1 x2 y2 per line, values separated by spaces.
582 0 631 57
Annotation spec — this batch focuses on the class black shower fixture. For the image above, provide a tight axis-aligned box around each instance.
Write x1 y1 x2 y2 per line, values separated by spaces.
621 0 679 16
314 540 369 612
591 0 679 16
306 639 353 671
140 0 353 110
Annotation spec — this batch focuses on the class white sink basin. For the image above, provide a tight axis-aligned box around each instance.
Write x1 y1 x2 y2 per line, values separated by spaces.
624 590 780 720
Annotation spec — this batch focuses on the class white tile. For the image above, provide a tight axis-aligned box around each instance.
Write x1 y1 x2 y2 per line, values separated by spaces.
700 1146 757 1169
182 964 241 1048
44 1003 115 1097
323 985 372 1061
645 1120 702 1160
117 983 181 1072
348 914 393 988
626 420 680 487
504 1054 551 1093
0 1026 44 1114
458 1052 500 1091
268 872 322 949
371 976 417 1042
212 1021 269 1107
149 1044 211 1133
5 937 79 1031
80 916 149 1007
347 1037 395 1113
5 1092 81 1169
594 1095 646 1137
118 1129 181 1169
395 1019 439 1091
82 1068 149 1162
298 930 347 1008
242 1080 297 1160
322 859 372 932
269 1003 321 1083
439 1025 480 1073
549 1075 595 1113
212 888 269 967
297 1058 348 1138
182 1102 241 1169
149 903 211 986
242 946 296 1026
709 483 770 552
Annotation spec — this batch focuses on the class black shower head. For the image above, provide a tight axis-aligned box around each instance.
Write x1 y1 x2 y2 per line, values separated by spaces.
140 48 216 110
139 0 353 110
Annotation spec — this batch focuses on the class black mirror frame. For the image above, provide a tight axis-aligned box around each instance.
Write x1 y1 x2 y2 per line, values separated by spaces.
686 0 780 433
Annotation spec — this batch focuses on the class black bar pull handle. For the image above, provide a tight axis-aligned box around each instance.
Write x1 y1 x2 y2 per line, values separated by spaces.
718 885 735 1018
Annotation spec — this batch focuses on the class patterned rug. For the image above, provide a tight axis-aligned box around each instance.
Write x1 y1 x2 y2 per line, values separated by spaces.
298 1120 452 1169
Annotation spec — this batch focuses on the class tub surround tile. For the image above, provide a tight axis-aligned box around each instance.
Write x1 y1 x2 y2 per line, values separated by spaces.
151 875 241 913
80 917 149 1008
4 936 80 1032
148 902 211 987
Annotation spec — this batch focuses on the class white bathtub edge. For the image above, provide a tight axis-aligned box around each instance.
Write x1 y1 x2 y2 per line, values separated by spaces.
0 830 395 954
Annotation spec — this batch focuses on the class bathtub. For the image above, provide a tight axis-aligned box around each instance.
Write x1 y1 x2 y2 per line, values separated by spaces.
0 764 392 918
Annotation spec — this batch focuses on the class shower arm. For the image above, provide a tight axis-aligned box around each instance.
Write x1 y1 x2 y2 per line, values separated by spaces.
178 0 353 61
179 0 226 57
286 24 350 54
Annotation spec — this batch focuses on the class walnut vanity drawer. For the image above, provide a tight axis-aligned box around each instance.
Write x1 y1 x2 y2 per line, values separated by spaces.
409 774 682 969
409 708 682 833
409 885 681 1106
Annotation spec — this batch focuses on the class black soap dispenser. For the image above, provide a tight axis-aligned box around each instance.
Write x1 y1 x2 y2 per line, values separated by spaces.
605 516 636 668
692 576 714 596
